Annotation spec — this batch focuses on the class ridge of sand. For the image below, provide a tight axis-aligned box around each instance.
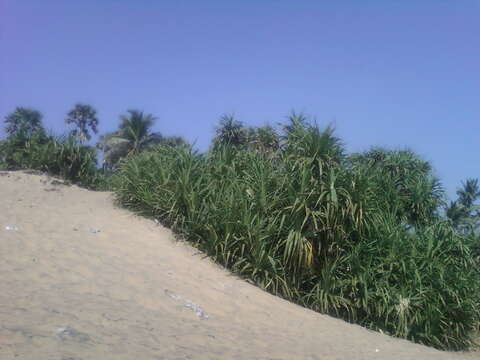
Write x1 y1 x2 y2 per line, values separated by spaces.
0 171 477 360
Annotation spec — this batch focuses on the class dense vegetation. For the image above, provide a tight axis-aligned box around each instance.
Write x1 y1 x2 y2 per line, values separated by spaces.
0 106 102 188
1 106 479 350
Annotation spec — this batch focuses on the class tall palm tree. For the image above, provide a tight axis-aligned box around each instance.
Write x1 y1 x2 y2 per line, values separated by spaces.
117 110 160 153
4 107 45 137
65 104 99 143
98 110 162 168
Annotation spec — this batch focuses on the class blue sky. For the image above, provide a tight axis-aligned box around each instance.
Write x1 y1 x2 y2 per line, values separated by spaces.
1 1 479 200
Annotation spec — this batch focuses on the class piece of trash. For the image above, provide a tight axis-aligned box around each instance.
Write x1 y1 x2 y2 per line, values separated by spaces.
88 228 101 233
164 289 209 319
375 349 380 353
184 301 209 319
56 326 91 343
5 225 18 231
154 219 159 225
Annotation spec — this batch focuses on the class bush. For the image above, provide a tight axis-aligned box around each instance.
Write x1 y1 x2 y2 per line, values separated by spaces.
330 217 480 349
0 132 102 188
113 136 480 350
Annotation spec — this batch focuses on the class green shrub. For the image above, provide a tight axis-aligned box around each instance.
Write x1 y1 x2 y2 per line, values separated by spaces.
113 135 480 350
317 217 480 349
0 132 102 188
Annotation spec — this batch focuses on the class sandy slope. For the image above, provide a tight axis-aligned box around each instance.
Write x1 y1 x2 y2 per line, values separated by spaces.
0 171 477 360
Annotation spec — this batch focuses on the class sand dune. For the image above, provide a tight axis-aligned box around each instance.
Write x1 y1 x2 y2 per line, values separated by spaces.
0 171 477 359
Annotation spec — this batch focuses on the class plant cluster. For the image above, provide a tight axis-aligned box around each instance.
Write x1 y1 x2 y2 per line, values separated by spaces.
113 114 480 350
0 105 187 185
2 106 479 350
0 131 101 187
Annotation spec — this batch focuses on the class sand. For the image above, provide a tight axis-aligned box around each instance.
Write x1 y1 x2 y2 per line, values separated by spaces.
0 170 478 360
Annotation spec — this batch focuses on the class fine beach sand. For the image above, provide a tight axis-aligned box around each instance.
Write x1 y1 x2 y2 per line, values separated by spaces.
1 171 478 360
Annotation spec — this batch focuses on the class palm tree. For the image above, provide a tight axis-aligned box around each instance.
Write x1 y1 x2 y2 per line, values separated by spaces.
65 104 99 143
117 110 161 152
212 114 248 149
447 178 480 233
4 107 45 138
457 179 480 209
98 110 162 168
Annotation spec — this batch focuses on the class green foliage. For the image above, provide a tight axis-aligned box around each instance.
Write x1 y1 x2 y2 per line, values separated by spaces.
447 179 480 233
457 179 480 209
212 114 281 155
157 136 190 148
212 114 248 149
0 132 101 188
65 103 99 143
283 112 344 167
113 119 480 350
2 104 479 349
246 125 280 153
336 218 480 349
349 148 444 227
4 107 45 138
97 109 165 168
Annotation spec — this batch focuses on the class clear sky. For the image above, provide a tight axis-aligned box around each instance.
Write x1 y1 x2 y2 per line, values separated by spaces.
1 0 479 200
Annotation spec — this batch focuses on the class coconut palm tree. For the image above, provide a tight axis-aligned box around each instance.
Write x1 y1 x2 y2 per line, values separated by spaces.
98 110 162 168
447 178 480 233
457 178 480 210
